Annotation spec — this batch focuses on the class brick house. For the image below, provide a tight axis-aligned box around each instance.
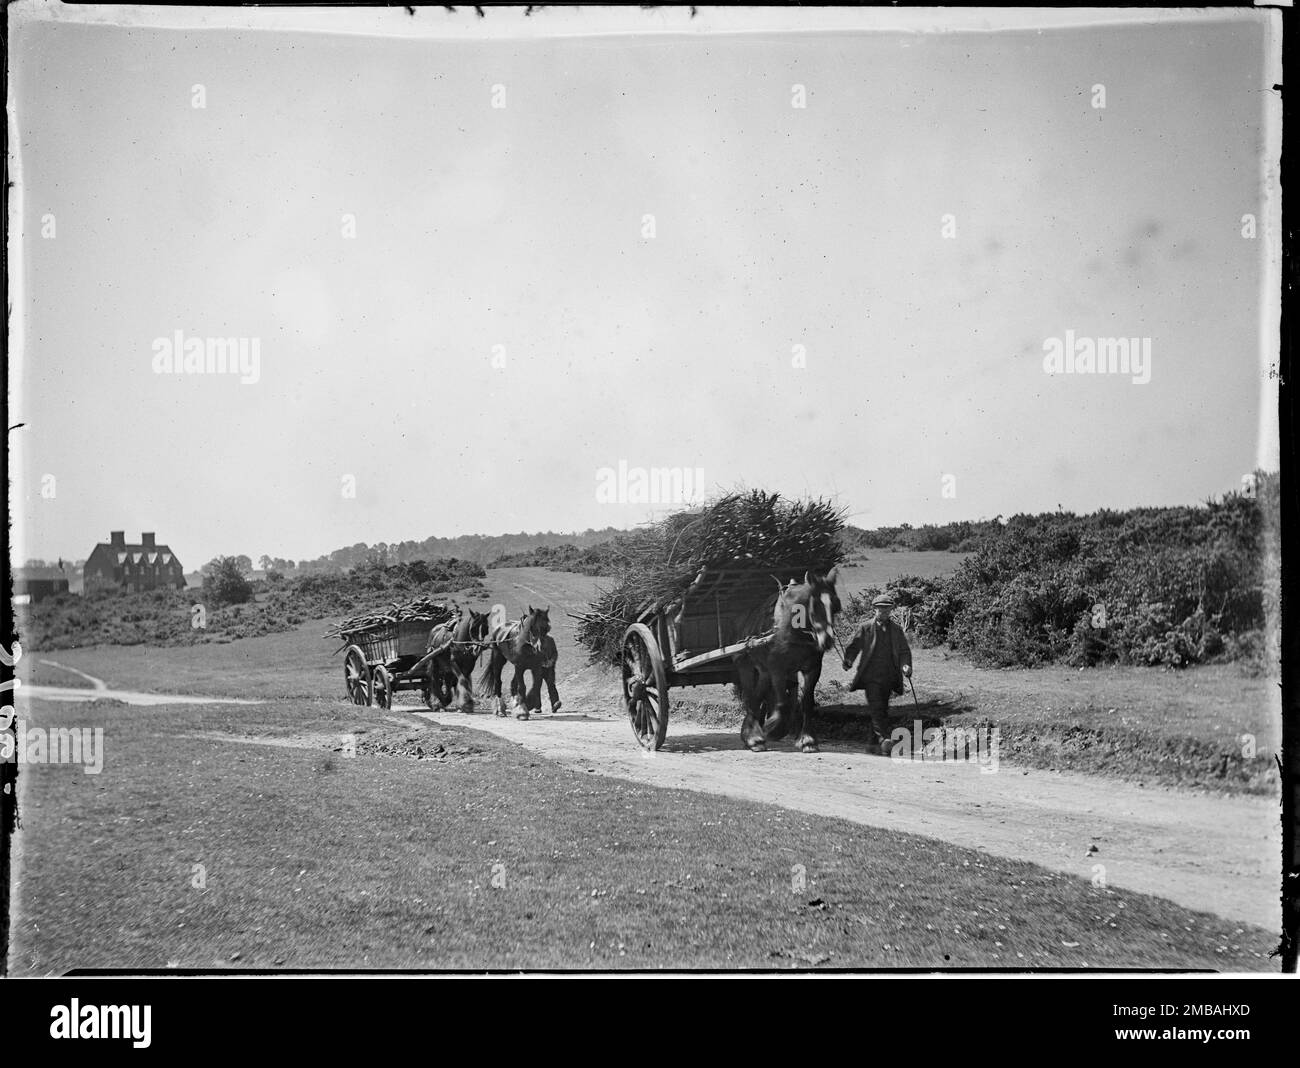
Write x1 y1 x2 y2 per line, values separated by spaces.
83 532 186 593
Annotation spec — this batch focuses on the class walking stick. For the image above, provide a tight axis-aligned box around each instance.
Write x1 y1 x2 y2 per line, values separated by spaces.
907 673 919 710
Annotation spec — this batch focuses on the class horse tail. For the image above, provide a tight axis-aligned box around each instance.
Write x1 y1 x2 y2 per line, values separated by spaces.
474 643 498 699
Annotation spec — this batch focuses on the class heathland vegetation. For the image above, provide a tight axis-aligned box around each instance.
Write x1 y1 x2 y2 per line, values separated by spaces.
18 558 487 650
840 474 1279 669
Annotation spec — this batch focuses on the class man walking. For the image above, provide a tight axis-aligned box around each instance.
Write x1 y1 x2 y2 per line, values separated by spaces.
540 633 562 714
842 594 912 752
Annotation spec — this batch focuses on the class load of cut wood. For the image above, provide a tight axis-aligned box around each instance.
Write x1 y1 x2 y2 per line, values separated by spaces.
574 490 848 663
322 596 457 640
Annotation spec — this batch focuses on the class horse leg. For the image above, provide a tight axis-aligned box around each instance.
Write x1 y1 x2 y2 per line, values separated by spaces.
433 655 453 708
510 663 530 719
454 652 475 713
735 657 768 752
487 649 507 717
795 658 822 753
764 662 793 742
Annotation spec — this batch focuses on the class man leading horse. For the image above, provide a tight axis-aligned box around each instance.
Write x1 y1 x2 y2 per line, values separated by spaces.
842 593 913 753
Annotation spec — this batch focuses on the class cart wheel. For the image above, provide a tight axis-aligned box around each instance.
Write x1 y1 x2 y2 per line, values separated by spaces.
344 646 370 706
371 666 393 710
622 623 669 751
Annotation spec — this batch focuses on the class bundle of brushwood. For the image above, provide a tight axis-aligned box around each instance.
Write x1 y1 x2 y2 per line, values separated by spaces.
574 490 847 664
323 596 457 639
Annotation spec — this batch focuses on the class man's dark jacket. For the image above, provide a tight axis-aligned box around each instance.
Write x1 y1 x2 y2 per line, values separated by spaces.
845 618 913 696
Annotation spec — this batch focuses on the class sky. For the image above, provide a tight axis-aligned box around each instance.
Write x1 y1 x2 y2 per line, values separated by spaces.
8 5 1281 568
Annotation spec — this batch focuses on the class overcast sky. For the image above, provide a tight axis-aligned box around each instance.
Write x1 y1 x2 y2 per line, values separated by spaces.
9 5 1280 567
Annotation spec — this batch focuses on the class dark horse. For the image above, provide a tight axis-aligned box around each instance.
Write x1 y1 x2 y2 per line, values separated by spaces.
734 567 841 753
419 608 490 711
477 606 552 720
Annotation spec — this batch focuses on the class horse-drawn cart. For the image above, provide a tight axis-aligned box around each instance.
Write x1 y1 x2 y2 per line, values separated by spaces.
332 602 457 709
621 565 813 750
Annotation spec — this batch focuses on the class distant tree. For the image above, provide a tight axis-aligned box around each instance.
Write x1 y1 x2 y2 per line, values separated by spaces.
258 554 273 572
202 557 253 606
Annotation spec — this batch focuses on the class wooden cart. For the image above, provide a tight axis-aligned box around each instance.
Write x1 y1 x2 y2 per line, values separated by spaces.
621 564 812 750
340 619 444 710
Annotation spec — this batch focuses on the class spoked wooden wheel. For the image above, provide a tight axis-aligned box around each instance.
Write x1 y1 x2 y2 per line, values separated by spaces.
371 665 393 709
344 646 371 706
622 623 669 751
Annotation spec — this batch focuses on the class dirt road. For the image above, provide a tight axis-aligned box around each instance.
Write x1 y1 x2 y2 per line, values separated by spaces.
17 660 263 706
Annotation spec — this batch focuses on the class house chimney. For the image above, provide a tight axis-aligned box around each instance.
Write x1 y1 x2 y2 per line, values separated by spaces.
142 532 156 549
110 531 125 547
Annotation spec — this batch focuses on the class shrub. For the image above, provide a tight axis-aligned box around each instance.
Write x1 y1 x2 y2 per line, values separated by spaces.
895 473 1279 668
201 557 253 606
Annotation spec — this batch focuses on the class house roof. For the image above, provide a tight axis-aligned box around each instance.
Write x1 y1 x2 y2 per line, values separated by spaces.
13 566 71 582
93 539 181 562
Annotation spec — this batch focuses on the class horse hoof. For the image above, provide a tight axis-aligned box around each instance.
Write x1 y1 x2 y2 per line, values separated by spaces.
799 741 819 754
743 739 766 753
515 711 530 721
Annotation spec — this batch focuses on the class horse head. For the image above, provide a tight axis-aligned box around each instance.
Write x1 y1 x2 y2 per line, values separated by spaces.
776 567 841 652
521 605 552 648
467 609 491 643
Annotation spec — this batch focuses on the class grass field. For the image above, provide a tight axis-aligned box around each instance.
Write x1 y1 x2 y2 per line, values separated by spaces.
833 550 970 592
9 696 1276 972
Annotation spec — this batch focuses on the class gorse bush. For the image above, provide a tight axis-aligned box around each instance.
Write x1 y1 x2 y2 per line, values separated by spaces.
858 475 1278 669
843 518 1004 554
489 542 621 575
